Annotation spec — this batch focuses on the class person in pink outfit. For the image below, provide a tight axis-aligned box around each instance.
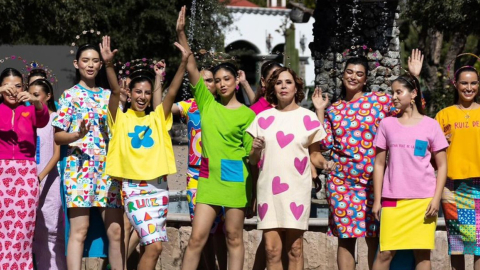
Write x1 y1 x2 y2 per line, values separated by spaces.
0 68 49 270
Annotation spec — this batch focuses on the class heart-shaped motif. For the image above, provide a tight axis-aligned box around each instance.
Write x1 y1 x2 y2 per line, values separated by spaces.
2 178 12 188
12 242 21 251
5 167 15 176
6 209 15 219
303 115 320 131
27 178 35 187
258 203 269 221
7 230 15 239
4 198 13 207
21 112 30 117
294 156 308 175
259 116 275 130
5 242 12 251
15 200 25 209
14 252 21 261
20 263 26 270
6 187 16 197
23 252 30 260
16 160 26 166
18 211 27 220
276 131 294 149
29 167 36 175
28 198 36 208
272 176 289 195
28 210 35 218
14 221 23 230
30 188 38 197
18 168 28 176
0 210 3 219
4 221 12 231
18 189 28 198
0 167 3 175
15 232 25 241
14 178 25 185
290 202 304 220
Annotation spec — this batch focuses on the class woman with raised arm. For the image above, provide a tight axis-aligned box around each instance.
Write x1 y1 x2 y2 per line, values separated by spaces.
176 7 256 270
100 36 187 270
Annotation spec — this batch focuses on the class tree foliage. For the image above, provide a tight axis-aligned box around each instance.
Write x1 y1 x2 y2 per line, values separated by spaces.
0 0 232 73
400 0 480 115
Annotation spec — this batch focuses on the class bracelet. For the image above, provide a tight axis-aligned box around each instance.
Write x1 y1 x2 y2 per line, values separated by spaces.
105 61 114 68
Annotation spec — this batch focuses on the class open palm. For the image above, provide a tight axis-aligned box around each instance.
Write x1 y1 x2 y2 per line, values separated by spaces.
99 35 118 63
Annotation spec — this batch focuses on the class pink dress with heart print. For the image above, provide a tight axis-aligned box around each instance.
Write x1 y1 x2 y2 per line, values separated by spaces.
246 107 326 230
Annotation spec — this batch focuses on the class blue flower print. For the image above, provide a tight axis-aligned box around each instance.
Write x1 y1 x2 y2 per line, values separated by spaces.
128 125 154 149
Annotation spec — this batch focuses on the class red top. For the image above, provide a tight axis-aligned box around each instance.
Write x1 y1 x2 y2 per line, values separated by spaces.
0 102 49 161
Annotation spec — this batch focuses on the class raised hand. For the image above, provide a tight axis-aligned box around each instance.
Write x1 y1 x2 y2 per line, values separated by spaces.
119 79 128 103
174 42 192 62
77 119 91 139
154 60 166 79
0 84 17 97
176 6 186 34
99 36 118 64
238 70 248 83
311 86 329 110
16 91 38 104
408 48 424 78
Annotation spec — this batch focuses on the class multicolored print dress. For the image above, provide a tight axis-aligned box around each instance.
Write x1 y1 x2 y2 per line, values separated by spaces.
52 84 122 208
321 91 395 238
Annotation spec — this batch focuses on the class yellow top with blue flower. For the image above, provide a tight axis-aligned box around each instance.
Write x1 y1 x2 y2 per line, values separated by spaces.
106 105 176 180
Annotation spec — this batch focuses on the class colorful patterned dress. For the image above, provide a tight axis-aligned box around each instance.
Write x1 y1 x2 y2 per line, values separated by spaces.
52 84 122 208
321 92 395 238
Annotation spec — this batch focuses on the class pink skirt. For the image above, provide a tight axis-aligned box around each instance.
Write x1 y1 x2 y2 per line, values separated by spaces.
0 160 39 270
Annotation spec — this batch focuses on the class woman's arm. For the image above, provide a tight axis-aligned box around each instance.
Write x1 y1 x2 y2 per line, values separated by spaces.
176 6 200 85
54 120 90 145
249 136 264 165
312 87 329 124
99 35 120 121
162 43 191 118
309 142 334 170
153 61 166 110
238 70 255 104
426 150 447 218
38 139 60 182
372 147 386 221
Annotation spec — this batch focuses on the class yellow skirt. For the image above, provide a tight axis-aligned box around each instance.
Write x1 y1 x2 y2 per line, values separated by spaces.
380 198 437 251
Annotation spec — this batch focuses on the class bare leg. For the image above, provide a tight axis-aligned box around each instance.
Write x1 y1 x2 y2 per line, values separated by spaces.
181 204 220 270
372 250 396 270
285 229 304 270
337 238 357 270
137 242 162 270
67 208 90 270
213 233 228 270
264 229 283 270
366 237 379 269
224 207 246 270
99 208 125 270
252 237 267 270
413 250 430 270
474 255 480 270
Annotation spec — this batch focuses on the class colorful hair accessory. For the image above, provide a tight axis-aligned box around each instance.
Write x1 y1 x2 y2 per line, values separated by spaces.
342 45 380 67
0 56 58 85
24 61 58 85
446 53 480 84
118 58 165 80
69 29 102 55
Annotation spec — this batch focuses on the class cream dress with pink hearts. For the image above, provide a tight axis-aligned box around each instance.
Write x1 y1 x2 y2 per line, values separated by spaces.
247 107 326 230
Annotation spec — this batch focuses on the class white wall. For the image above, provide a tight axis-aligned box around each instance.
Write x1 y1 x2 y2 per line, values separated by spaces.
224 9 316 86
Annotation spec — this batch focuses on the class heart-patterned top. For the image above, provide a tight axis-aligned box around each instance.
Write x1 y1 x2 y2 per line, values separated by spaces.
246 106 326 230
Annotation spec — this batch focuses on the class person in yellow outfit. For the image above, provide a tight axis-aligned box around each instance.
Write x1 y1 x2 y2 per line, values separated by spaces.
101 35 189 270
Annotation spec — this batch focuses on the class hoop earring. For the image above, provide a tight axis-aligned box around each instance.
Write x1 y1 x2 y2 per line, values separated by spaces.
410 99 415 105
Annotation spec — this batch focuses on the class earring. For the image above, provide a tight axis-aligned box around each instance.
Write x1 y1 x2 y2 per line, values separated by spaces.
410 99 415 105
235 85 239 92
127 97 131 103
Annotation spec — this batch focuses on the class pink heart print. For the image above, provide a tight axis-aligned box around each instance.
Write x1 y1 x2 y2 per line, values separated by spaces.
276 131 294 148
294 156 308 175
259 116 275 129
303 115 320 131
258 203 269 220
272 176 289 195
290 202 304 220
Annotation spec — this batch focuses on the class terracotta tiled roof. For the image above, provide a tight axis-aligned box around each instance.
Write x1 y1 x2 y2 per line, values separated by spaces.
221 0 259 7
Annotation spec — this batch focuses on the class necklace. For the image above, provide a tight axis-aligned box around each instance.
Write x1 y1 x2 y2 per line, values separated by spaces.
457 104 477 120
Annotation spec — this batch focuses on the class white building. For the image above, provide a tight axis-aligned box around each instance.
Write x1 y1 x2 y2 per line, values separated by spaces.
223 0 315 88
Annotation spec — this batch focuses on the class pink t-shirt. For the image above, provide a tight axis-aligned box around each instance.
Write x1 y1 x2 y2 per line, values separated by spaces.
374 116 448 199
250 96 274 115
